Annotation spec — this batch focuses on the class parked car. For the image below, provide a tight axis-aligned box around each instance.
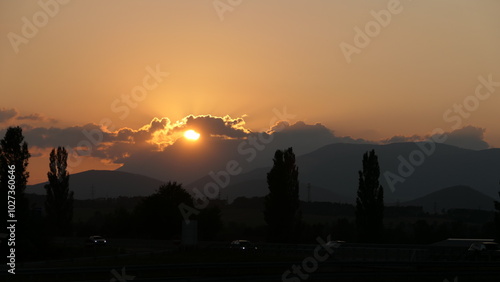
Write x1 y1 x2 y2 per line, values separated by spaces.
85 235 107 247
325 240 345 249
466 241 500 260
230 240 258 251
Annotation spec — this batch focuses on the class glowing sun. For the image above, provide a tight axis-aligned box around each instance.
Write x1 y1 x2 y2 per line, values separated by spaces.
184 129 200 140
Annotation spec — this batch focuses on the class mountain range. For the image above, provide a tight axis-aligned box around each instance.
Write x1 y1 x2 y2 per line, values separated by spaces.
400 185 497 212
27 142 500 210
27 170 165 199
184 142 500 203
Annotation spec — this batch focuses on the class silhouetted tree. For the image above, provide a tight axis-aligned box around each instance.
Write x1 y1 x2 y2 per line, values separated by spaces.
494 182 500 242
45 147 73 235
0 126 31 262
355 149 384 243
1 126 31 212
264 147 301 243
134 182 194 239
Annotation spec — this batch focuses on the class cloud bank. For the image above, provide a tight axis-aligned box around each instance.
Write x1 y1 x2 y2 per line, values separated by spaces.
0 114 493 183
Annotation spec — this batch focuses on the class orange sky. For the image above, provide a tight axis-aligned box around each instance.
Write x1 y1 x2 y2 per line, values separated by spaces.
1 0 500 184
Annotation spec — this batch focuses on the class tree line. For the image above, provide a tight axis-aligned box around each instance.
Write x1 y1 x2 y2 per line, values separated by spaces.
263 147 385 243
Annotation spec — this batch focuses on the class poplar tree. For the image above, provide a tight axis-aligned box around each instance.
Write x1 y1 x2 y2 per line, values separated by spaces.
355 149 384 243
45 147 73 235
264 147 301 243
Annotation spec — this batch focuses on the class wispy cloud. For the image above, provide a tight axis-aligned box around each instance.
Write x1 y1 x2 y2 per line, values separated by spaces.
0 108 18 123
17 113 45 121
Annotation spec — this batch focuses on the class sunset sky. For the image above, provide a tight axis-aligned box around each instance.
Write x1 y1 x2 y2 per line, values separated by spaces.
1 0 499 184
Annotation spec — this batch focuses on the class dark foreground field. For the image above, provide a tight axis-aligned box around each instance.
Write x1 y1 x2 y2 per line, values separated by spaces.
3 260 500 282
2 239 500 282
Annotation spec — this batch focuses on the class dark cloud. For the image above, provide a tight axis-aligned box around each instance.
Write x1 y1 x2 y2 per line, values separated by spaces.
147 117 170 133
380 134 423 144
179 115 250 138
0 108 17 123
17 113 59 124
0 110 58 124
17 113 45 121
272 121 371 144
115 127 136 141
21 123 113 149
5 115 252 164
441 126 489 150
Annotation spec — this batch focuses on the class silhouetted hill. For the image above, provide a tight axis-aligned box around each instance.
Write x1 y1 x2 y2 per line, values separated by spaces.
27 170 165 199
27 142 500 208
185 142 500 207
186 167 351 203
400 185 496 212
297 143 500 203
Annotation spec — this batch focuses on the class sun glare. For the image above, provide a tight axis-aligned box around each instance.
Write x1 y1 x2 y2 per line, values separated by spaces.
184 130 200 140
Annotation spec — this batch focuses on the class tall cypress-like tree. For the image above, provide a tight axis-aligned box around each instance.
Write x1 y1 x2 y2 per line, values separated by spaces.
45 147 73 235
264 147 301 243
355 149 384 243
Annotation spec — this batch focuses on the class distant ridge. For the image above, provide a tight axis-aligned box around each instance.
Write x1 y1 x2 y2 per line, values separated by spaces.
185 167 351 203
185 142 500 207
26 142 500 210
27 170 165 199
295 142 500 202
400 185 496 212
